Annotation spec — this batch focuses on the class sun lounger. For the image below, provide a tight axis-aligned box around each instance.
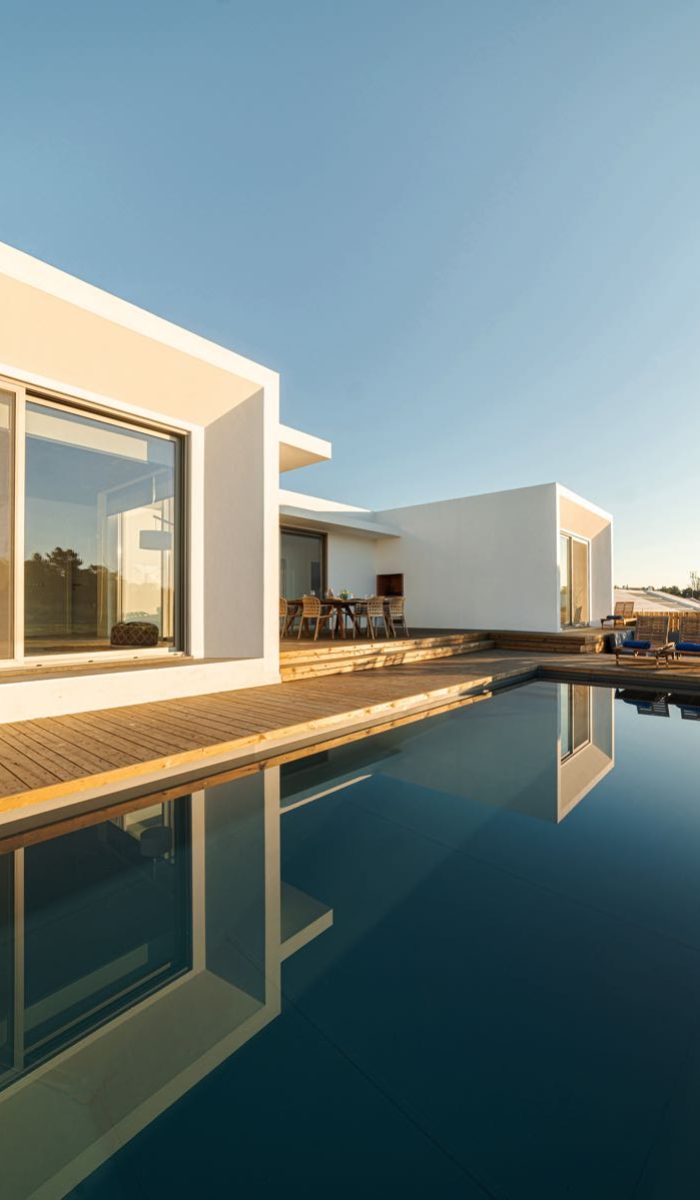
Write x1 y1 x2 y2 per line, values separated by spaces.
615 615 673 668
601 601 635 628
674 614 700 662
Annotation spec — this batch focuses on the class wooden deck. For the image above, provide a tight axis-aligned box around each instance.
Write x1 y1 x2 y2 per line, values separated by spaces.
1 646 699 834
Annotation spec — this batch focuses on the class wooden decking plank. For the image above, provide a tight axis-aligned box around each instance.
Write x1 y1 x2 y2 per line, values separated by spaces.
47 713 166 764
21 716 130 771
17 721 134 777
91 701 236 748
0 736 64 790
159 697 294 736
58 710 194 759
0 726 93 782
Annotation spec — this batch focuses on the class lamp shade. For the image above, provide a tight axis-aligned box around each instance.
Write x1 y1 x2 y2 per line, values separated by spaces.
139 530 173 551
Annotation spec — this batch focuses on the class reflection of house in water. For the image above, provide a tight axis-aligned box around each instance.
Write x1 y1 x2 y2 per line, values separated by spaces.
281 682 615 825
0 682 614 1196
0 769 332 1200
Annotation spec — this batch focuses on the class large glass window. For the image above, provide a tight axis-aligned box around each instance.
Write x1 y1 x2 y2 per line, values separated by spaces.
0 391 13 660
24 400 182 655
280 529 325 598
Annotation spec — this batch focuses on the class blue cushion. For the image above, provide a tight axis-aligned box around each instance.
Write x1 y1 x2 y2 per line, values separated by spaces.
677 642 700 653
621 639 651 650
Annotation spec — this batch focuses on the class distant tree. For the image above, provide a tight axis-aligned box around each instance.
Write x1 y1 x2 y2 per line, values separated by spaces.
46 546 84 576
662 585 682 596
691 571 700 601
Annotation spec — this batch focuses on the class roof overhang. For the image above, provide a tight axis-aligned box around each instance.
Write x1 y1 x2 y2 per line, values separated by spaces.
279 424 332 472
280 504 399 539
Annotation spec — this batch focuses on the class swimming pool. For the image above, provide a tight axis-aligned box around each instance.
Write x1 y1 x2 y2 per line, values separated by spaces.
1 679 699 1198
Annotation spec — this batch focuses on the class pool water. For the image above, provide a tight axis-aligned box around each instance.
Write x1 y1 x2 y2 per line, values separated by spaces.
2 680 700 1199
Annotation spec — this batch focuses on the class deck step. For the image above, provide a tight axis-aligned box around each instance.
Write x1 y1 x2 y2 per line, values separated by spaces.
280 638 495 680
280 631 487 667
491 630 605 655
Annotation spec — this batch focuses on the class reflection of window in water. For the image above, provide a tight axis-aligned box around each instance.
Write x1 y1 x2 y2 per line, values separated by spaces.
560 684 591 760
0 798 191 1087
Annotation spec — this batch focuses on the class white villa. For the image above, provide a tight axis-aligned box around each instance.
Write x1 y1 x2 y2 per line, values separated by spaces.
0 241 613 723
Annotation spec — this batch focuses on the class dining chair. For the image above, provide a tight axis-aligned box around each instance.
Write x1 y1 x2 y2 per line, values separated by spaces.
387 596 409 638
298 594 336 640
279 597 299 638
364 596 391 639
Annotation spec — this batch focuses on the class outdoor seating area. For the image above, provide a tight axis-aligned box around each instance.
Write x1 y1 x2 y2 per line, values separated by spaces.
280 594 410 641
613 613 700 670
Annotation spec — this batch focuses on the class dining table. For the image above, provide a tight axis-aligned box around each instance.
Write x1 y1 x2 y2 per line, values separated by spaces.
290 597 367 639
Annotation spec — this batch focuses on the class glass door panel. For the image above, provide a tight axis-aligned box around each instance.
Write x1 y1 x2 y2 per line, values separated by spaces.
559 534 571 626
560 534 589 626
0 853 15 1082
560 684 591 759
280 530 325 598
0 390 14 659
571 538 590 624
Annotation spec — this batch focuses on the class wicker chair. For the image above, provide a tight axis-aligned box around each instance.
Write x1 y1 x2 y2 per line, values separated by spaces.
675 614 700 661
297 594 336 640
279 597 299 638
387 596 409 638
362 595 391 639
615 615 673 667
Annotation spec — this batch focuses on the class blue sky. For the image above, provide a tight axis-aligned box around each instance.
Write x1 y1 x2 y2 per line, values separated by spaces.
2 0 699 585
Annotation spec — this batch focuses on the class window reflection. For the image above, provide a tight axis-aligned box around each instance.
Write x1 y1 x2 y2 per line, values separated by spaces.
20 799 190 1071
24 401 181 655
560 683 591 760
0 391 13 660
280 529 324 598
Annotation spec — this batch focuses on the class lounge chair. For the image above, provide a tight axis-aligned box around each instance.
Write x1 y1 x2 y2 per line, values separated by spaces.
614 615 673 668
674 614 700 662
601 601 635 628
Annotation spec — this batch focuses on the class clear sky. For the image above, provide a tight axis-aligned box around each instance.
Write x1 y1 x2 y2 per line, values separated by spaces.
2 0 699 586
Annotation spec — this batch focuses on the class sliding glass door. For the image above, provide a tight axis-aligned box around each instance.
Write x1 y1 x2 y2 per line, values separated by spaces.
24 400 182 656
280 529 325 599
559 533 589 627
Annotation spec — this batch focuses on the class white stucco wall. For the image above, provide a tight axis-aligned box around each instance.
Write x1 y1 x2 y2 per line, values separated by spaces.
375 484 560 631
0 242 281 722
326 532 378 598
